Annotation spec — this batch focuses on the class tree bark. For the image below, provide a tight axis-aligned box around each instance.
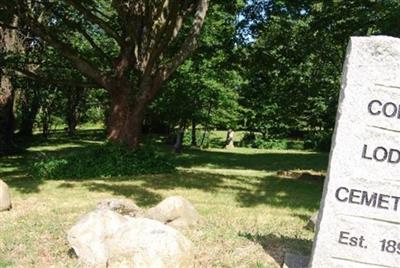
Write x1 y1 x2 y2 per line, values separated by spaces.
41 106 51 138
174 128 185 153
0 75 15 155
66 86 84 136
0 18 20 154
191 119 197 146
19 88 40 137
107 88 147 149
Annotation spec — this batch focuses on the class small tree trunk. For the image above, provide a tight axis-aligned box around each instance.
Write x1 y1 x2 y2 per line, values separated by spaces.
66 86 84 136
191 119 197 146
174 128 185 153
42 108 51 138
19 89 40 137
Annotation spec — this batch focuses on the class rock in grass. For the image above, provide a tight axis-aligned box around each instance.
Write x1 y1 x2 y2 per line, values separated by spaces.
67 209 194 267
283 252 310 268
0 179 11 211
146 196 201 228
96 198 142 217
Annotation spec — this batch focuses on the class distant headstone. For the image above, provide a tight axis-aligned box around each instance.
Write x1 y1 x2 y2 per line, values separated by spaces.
0 179 11 211
174 129 184 153
310 36 400 267
225 129 234 149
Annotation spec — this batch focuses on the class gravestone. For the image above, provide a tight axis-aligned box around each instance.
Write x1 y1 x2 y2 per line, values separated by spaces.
225 129 234 149
310 36 400 267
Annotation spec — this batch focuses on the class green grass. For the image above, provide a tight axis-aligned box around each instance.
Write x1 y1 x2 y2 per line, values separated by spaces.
0 130 328 267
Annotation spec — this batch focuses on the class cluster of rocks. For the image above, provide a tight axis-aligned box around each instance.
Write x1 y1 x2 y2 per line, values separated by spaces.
0 179 11 212
68 196 201 267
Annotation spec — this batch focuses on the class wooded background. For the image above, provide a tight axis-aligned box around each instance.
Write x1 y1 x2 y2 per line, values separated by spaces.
1 0 399 154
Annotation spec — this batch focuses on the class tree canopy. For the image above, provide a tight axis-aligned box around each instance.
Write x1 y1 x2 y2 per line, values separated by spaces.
1 0 399 154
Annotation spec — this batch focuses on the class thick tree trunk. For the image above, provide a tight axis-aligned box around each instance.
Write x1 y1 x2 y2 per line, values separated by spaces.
107 89 146 149
0 21 19 154
0 76 15 155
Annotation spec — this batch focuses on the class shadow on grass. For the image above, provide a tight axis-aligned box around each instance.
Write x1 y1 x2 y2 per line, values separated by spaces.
56 171 322 210
1 130 327 211
14 129 105 149
0 129 106 193
33 164 322 210
0 154 43 193
81 182 163 207
138 172 223 193
175 148 328 172
235 176 323 209
132 172 323 210
239 232 313 266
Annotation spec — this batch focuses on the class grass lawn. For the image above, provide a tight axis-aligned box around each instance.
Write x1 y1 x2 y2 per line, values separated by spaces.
0 130 328 267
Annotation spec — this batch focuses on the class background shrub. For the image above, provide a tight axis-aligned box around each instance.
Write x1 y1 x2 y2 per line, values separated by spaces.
240 132 304 150
31 143 175 179
304 131 333 152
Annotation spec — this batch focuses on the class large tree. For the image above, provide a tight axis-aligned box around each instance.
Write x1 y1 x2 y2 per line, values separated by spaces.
0 17 22 155
1 0 209 148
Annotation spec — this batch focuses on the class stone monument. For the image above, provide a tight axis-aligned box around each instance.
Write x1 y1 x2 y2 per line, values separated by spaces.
225 129 234 149
310 36 400 267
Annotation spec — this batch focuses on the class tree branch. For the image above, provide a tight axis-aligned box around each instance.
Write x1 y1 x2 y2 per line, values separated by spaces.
50 10 113 66
10 68 99 88
141 1 181 75
65 0 122 45
162 0 209 80
79 28 113 63
27 19 113 90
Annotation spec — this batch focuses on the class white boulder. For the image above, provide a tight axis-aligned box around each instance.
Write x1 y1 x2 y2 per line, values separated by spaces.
146 196 201 228
96 198 142 217
67 209 194 267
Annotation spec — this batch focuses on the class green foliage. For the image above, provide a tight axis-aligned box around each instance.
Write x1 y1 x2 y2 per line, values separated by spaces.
3 0 400 151
79 89 109 125
150 2 244 131
182 129 225 148
237 0 400 142
240 132 304 150
304 131 333 152
31 143 175 179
